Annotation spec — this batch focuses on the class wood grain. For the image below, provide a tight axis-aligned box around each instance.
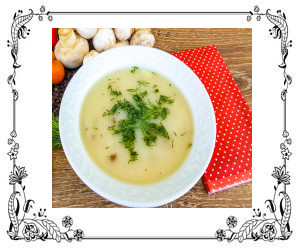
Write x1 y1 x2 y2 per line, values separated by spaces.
52 28 252 208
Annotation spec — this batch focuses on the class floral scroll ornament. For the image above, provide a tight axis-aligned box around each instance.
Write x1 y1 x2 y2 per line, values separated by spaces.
23 223 40 242
216 6 293 242
9 165 27 185
6 6 84 242
7 5 53 98
260 223 277 242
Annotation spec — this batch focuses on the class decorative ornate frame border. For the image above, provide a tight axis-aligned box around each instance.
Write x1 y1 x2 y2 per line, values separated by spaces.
6 5 293 242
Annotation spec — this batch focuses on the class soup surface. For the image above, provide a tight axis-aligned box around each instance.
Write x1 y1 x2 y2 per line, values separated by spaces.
80 67 194 185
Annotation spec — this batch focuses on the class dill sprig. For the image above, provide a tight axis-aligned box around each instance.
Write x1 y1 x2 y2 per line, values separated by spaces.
103 83 174 163
137 80 150 86
131 66 139 73
108 84 122 96
52 113 62 148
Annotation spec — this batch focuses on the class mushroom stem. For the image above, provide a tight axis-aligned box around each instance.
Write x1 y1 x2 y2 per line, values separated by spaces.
59 28 77 48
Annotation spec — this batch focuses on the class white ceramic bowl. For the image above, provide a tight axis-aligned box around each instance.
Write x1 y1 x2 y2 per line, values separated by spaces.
60 46 216 207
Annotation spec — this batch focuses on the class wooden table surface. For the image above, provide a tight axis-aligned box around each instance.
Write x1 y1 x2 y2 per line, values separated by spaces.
52 28 252 208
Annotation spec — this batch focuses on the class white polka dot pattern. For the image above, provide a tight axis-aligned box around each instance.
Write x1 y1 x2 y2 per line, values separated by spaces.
172 45 252 194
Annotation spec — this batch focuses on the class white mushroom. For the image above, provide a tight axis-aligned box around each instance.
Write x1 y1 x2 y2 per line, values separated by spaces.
83 50 99 64
130 29 155 47
114 28 134 41
92 28 116 52
54 28 89 69
110 40 129 49
75 28 98 39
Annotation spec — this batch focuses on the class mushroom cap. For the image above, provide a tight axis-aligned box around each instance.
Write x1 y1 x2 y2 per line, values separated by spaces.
130 30 155 47
92 28 116 52
114 28 134 41
83 50 99 64
54 29 89 69
75 28 98 39
110 40 129 49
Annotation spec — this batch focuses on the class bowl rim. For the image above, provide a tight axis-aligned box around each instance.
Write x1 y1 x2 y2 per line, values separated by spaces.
59 46 216 207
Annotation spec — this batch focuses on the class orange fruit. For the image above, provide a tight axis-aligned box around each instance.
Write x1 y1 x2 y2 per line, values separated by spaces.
52 60 65 85
52 51 55 60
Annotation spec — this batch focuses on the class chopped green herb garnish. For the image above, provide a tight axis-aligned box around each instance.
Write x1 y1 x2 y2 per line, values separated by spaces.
157 95 174 105
105 146 109 149
93 127 98 130
172 139 174 148
153 84 157 88
103 82 174 163
140 91 148 98
181 133 186 136
169 84 172 87
137 80 150 86
127 88 138 92
188 143 192 148
154 89 159 93
131 66 139 73
173 131 177 136
108 84 122 96
85 128 88 131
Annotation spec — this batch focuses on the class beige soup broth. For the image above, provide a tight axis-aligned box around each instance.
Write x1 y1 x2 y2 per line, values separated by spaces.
80 67 194 185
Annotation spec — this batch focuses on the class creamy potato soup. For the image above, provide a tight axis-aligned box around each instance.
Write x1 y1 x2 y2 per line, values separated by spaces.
80 67 194 185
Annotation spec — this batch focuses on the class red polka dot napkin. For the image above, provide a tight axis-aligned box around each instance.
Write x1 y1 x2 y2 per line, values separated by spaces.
172 45 252 193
